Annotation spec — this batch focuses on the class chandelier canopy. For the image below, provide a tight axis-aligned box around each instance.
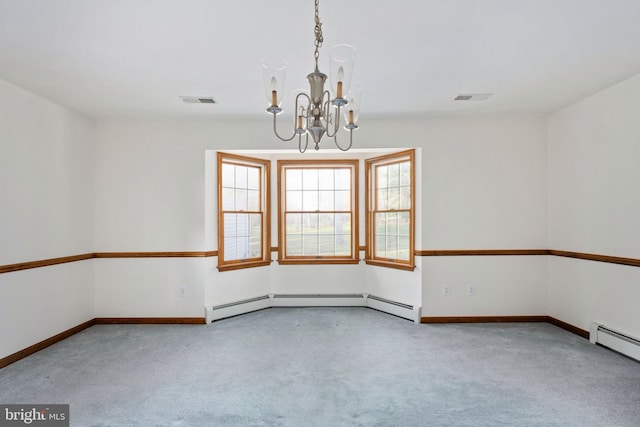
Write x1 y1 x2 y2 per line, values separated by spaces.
262 0 362 152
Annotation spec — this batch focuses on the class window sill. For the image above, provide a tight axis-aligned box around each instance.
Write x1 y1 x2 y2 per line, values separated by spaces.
217 260 271 272
364 259 415 271
277 259 360 266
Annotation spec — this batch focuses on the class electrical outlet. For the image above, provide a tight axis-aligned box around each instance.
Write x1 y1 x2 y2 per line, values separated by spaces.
179 287 186 298
442 285 450 296
467 284 476 296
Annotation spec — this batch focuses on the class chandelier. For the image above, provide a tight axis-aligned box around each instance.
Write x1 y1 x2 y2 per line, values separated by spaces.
262 0 361 152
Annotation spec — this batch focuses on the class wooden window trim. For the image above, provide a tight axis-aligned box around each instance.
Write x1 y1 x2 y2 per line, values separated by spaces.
217 260 271 272
278 259 360 266
217 152 271 271
278 159 359 264
365 149 415 270
364 259 416 272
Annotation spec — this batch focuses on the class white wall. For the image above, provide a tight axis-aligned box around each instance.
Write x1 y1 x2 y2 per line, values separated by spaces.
366 259 422 308
422 256 547 316
93 258 205 318
93 115 548 318
94 122 217 317
0 78 95 358
390 116 548 317
93 121 423 313
548 72 640 336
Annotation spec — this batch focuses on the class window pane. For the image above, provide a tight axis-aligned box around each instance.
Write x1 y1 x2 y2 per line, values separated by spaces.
399 186 411 210
286 213 302 233
335 168 351 190
224 213 236 236
367 152 413 267
319 235 335 256
287 190 302 211
237 214 249 236
375 235 386 258
247 167 260 190
400 161 410 186
335 235 351 256
377 166 388 189
319 213 335 234
302 213 318 234
302 169 318 190
334 190 350 211
247 190 260 211
222 163 235 187
250 214 261 235
303 190 318 211
375 212 386 235
398 236 410 261
280 162 355 261
388 163 400 187
318 169 334 190
226 236 251 260
219 154 269 270
386 235 398 259
224 237 238 260
235 166 248 189
249 235 261 258
236 189 248 211
319 190 334 211
388 187 400 210
287 234 302 256
386 212 398 235
398 211 410 235
287 169 302 190
237 236 250 258
302 234 319 255
378 188 388 210
336 213 351 234
222 187 235 211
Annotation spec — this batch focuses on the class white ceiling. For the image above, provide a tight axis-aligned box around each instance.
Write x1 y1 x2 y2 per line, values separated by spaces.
1 0 640 121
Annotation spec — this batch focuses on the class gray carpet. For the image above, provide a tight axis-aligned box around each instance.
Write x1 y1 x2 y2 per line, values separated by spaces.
1 307 639 426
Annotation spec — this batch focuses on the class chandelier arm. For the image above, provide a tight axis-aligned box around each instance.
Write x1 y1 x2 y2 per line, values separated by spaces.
322 90 341 138
326 106 342 138
272 112 297 142
295 92 312 118
322 97 329 123
298 133 309 153
332 128 353 152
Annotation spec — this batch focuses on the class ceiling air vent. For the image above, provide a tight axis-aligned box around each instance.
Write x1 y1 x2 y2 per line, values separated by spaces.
180 96 217 104
454 93 492 101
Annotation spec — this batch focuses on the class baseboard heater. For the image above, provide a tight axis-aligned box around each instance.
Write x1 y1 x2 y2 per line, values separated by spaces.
271 293 365 307
590 323 640 362
364 294 421 323
205 295 271 323
206 293 421 324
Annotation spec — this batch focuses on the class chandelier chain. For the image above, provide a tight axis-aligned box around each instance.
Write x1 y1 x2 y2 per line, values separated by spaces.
313 0 323 70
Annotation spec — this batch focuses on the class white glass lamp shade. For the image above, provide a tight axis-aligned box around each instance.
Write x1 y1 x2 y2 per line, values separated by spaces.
343 81 362 126
262 57 287 107
329 44 356 99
